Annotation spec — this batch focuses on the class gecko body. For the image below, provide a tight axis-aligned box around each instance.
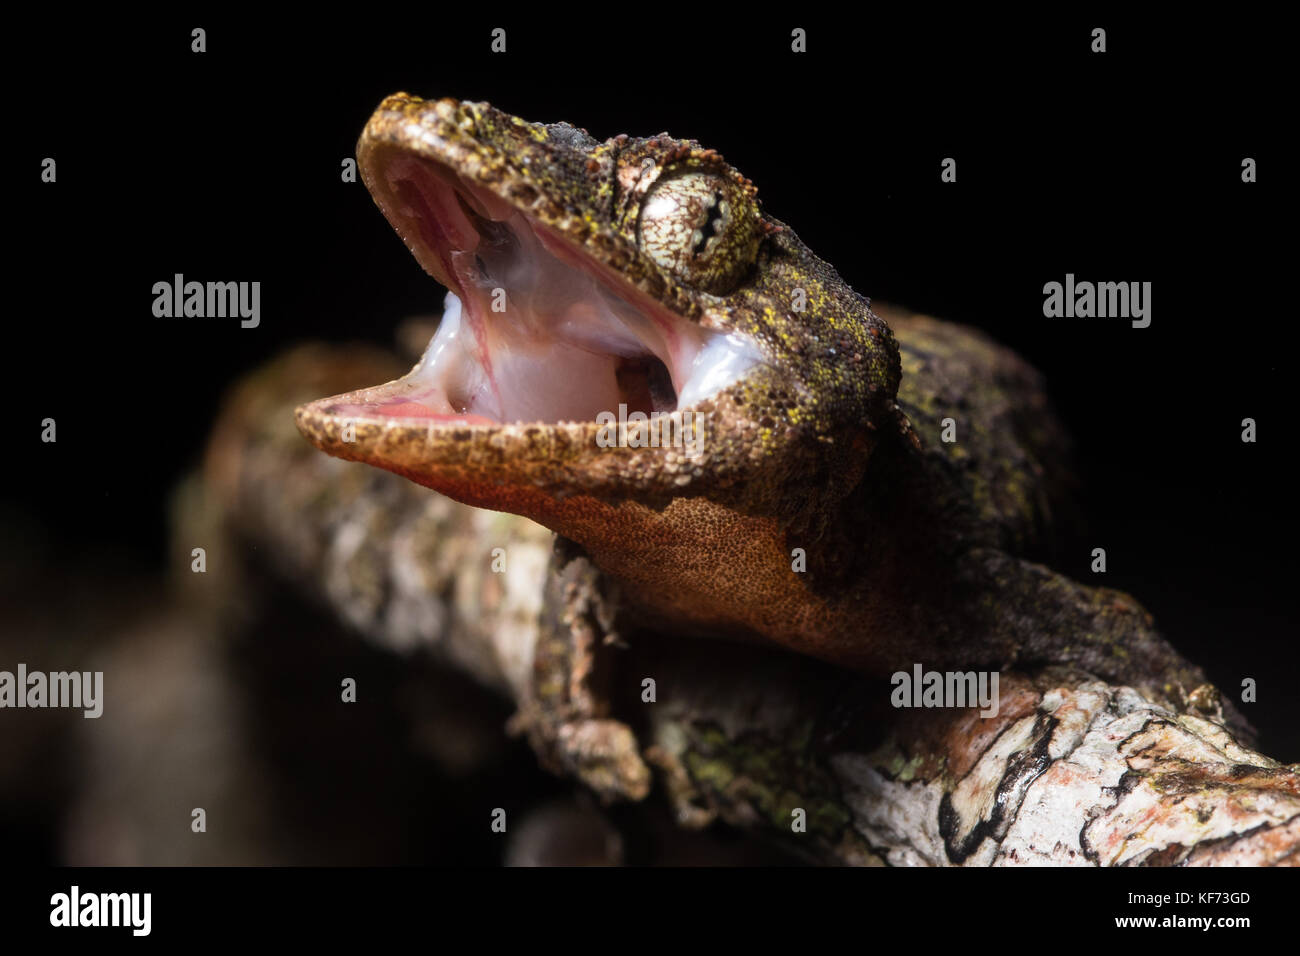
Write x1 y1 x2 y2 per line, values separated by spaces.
295 94 1238 737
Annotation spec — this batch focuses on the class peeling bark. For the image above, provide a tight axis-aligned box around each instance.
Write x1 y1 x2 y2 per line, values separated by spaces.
189 345 1300 866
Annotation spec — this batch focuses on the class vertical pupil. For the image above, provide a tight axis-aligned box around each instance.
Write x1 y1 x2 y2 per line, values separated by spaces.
692 191 724 257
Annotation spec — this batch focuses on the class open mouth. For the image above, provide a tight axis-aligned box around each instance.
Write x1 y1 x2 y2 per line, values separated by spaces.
316 154 762 429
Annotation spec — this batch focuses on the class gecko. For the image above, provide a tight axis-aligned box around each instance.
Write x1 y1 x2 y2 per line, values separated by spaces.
292 94 1243 783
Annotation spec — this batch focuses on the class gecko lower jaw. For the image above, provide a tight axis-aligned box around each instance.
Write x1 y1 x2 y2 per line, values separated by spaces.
307 155 761 430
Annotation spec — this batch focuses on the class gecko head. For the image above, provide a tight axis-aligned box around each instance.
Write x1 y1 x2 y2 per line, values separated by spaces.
296 93 902 533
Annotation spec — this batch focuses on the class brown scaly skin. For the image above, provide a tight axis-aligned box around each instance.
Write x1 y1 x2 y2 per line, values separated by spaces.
296 94 1243 736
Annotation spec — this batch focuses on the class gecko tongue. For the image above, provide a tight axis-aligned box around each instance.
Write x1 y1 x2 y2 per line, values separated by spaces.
318 155 760 427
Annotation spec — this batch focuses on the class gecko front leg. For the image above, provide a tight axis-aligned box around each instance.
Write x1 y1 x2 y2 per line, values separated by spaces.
510 541 651 803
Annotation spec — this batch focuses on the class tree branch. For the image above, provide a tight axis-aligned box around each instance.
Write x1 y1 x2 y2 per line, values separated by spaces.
189 345 1300 866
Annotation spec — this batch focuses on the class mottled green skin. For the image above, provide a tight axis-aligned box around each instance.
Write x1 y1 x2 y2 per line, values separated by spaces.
297 94 1242 736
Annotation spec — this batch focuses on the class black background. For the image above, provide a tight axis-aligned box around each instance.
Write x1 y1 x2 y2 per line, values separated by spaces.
10 8 1295 779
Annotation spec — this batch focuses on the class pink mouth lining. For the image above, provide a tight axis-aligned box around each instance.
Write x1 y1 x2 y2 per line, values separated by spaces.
324 150 760 428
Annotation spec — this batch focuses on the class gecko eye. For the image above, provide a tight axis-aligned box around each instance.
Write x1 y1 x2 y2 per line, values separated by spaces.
637 171 761 294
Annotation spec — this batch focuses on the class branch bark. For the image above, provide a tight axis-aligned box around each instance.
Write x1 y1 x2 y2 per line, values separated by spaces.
188 344 1300 866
